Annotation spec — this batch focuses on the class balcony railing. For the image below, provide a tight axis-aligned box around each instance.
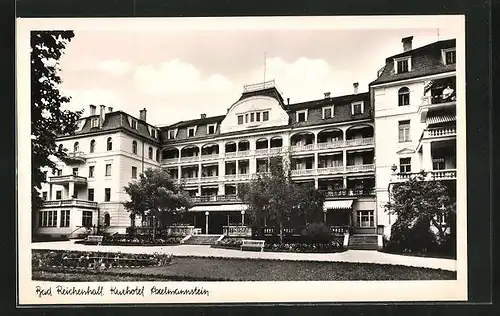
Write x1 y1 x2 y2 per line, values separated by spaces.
223 225 252 237
49 175 88 184
269 147 283 155
317 166 344 175
42 199 98 208
224 152 237 158
63 151 86 163
421 94 456 106
291 169 315 176
396 169 457 181
237 150 251 157
181 177 199 184
180 155 199 163
345 164 375 173
320 188 375 197
255 148 269 155
317 141 344 150
424 127 457 138
163 158 179 164
200 153 219 161
243 80 275 93
200 176 219 183
345 137 375 147
291 144 315 152
192 194 240 204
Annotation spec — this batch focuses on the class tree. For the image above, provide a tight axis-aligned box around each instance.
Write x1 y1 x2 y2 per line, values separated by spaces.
31 31 82 236
123 168 193 239
238 155 324 243
385 171 455 253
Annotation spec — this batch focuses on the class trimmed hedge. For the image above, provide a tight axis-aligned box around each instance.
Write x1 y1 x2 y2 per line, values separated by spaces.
99 234 183 246
32 249 173 271
215 237 345 253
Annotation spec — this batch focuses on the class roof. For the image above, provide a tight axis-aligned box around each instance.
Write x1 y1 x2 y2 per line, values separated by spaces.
238 86 285 105
164 115 226 130
288 92 370 111
370 39 456 86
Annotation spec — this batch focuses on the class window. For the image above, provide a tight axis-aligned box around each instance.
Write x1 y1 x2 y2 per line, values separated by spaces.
57 169 62 176
148 146 153 159
263 111 269 121
396 58 409 73
88 166 95 178
72 167 78 176
90 139 95 153
104 213 110 227
250 113 254 122
398 120 411 142
105 164 111 176
42 192 47 200
398 87 410 106
131 120 137 129
73 142 79 152
357 210 374 228
433 158 446 170
156 149 160 162
168 130 176 139
104 188 111 202
245 114 249 123
56 190 62 200
443 49 456 65
296 110 307 122
39 210 58 227
60 210 70 227
88 189 94 201
188 127 195 137
207 124 216 134
91 118 99 128
399 157 412 173
132 141 138 154
107 137 112 151
323 106 334 119
82 211 93 227
132 166 137 179
237 115 243 125
256 112 261 121
351 102 364 115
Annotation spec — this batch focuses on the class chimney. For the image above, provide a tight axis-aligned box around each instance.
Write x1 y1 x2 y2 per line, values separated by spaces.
200 113 207 119
402 36 413 52
108 107 113 113
287 98 290 105
139 108 147 122
89 104 96 116
353 82 359 94
99 105 106 128
324 92 331 99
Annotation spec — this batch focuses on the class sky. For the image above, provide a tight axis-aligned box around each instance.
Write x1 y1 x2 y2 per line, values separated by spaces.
55 23 458 127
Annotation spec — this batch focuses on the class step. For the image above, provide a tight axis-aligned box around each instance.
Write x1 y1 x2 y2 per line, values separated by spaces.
184 235 223 245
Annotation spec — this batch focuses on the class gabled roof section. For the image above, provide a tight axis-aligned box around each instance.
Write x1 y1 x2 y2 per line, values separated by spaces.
370 39 456 86
396 148 416 155
238 86 285 105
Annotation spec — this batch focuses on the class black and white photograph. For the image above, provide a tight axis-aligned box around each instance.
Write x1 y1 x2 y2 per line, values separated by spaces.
17 16 467 304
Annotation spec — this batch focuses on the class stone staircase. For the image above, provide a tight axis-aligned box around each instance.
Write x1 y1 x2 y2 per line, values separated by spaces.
183 235 222 245
348 234 379 250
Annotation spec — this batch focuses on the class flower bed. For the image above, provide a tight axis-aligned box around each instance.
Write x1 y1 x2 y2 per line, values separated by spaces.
95 234 183 246
32 249 173 271
214 237 345 253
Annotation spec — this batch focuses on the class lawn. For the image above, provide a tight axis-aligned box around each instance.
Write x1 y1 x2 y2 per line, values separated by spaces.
33 256 456 281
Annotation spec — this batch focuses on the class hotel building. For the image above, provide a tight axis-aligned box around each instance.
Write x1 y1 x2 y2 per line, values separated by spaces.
35 37 457 245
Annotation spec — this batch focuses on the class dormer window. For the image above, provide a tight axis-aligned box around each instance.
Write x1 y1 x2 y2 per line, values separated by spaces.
442 48 456 65
168 130 176 139
322 106 334 119
131 120 137 129
296 110 308 123
394 57 411 74
263 111 269 121
351 101 364 115
187 127 196 137
237 115 243 125
207 123 216 135
91 118 99 128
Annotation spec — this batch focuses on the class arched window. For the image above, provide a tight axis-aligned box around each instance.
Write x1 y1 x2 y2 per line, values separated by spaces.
73 142 79 152
107 137 112 151
90 139 95 153
398 87 410 106
104 213 110 227
156 149 160 162
148 147 153 159
132 141 138 154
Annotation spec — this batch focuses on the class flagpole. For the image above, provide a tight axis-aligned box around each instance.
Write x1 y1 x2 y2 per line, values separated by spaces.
263 52 266 85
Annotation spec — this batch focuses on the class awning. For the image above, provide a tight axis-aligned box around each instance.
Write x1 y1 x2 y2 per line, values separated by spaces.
323 200 354 210
189 204 248 212
426 114 456 126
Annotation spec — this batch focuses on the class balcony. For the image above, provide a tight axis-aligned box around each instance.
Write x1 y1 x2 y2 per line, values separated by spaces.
42 199 98 209
291 144 315 152
162 158 179 164
316 141 344 150
320 188 375 198
291 169 315 176
316 166 344 175
192 194 241 204
345 137 374 147
200 153 220 161
63 151 86 164
49 174 87 185
180 155 199 163
396 169 457 181
423 127 456 139
345 164 375 173
181 177 199 184
200 176 219 183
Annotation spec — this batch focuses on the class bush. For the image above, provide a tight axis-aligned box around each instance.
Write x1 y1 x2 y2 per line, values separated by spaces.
101 234 183 246
301 222 332 243
32 249 173 270
214 237 344 253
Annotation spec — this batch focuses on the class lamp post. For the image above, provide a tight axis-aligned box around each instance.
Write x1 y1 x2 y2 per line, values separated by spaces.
205 211 209 234
387 164 398 225
241 210 245 226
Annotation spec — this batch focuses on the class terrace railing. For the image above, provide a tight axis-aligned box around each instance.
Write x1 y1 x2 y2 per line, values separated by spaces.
222 225 252 237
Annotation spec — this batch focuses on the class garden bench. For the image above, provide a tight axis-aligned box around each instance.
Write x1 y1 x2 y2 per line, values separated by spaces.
241 239 265 252
193 228 202 235
85 235 103 245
